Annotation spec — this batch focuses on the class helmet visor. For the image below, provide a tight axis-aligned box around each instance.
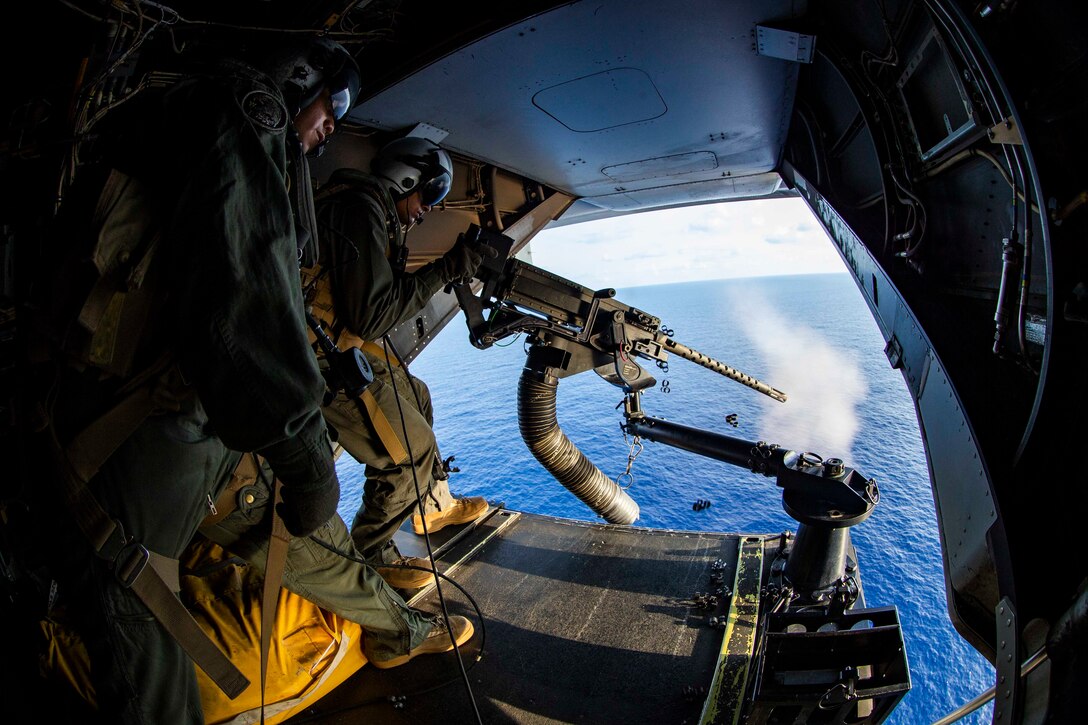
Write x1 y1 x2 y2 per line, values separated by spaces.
327 63 361 120
330 86 353 120
418 171 452 206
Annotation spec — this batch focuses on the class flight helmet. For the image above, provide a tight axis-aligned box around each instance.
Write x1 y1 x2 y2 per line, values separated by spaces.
371 137 453 206
270 37 361 121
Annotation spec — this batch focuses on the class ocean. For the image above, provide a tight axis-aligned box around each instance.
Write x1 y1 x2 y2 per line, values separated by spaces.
336 272 995 724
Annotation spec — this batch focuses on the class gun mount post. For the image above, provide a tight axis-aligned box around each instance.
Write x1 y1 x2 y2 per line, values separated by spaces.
623 394 879 601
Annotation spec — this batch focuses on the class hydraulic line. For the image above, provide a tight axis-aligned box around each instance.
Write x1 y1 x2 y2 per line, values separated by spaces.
517 368 640 525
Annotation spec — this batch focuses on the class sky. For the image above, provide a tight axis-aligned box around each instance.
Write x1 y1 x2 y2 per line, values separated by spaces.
528 195 849 289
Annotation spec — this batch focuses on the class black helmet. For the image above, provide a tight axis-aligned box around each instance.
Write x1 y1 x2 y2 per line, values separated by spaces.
371 137 453 205
270 37 361 121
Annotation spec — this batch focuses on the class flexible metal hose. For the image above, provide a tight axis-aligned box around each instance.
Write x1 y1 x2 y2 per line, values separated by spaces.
517 369 640 524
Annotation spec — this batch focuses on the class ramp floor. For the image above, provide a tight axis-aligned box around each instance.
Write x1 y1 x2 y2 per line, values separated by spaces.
287 509 758 724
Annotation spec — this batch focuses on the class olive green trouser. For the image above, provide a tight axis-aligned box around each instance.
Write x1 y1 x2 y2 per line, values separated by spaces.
200 476 432 662
322 351 453 563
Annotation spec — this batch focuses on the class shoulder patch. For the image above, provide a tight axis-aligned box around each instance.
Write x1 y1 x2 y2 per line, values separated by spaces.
240 90 288 132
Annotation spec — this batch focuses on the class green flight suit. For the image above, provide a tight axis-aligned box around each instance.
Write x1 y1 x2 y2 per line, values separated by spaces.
34 58 337 725
314 170 457 562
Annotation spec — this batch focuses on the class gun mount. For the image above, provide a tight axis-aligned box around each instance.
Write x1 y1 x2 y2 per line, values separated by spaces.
621 390 879 603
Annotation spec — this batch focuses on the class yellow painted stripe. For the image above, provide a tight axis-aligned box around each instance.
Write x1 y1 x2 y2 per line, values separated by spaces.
699 536 765 725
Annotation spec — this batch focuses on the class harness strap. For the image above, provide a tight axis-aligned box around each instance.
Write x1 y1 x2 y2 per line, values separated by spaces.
148 550 181 593
66 384 159 483
197 452 293 716
260 476 291 721
354 386 409 465
128 553 249 698
311 331 407 464
359 339 400 367
65 353 178 481
48 425 250 699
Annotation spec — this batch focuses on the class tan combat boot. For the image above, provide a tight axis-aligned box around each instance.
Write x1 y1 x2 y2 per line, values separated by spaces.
374 556 436 589
369 615 475 669
412 496 488 535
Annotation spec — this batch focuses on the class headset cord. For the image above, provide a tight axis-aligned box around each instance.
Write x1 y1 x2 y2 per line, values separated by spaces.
378 335 485 725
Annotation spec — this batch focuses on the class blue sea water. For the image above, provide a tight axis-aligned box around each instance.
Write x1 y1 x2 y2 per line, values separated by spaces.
337 273 995 724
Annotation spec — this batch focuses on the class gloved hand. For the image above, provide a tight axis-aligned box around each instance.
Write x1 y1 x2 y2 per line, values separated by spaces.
440 236 498 284
276 475 340 537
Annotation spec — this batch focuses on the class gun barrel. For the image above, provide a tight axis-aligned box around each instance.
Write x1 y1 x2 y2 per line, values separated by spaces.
664 338 788 402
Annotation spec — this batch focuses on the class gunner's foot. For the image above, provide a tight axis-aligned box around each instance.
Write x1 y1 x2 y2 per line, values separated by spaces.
412 496 488 535
374 556 435 589
369 615 475 669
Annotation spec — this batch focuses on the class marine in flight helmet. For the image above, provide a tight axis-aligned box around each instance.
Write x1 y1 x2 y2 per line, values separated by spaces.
371 137 453 206
269 37 361 125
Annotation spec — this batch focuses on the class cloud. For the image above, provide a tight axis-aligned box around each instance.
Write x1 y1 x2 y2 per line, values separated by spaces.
532 196 846 289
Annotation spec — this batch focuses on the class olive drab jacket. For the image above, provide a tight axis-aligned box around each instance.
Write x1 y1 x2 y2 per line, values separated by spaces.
308 170 447 345
50 58 337 494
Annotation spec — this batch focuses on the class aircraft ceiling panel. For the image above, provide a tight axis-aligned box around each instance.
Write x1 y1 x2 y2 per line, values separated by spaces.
347 0 806 204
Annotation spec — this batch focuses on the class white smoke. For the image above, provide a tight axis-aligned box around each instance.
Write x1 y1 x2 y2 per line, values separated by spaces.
729 289 866 458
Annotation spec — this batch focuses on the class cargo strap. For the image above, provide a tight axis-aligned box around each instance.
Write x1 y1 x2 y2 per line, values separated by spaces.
53 374 250 699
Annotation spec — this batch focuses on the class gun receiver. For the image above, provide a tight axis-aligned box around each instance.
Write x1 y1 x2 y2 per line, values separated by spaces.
453 223 787 402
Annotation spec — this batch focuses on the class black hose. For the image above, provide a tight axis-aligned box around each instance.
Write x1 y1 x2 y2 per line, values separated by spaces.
517 368 639 525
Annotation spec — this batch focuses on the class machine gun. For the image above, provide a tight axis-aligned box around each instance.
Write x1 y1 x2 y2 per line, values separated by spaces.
451 224 787 401
450 223 789 526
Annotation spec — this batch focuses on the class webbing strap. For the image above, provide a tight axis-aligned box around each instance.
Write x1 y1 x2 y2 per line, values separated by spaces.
259 477 291 722
355 387 409 465
148 551 181 593
49 429 250 698
129 555 250 699
66 384 158 482
359 340 399 367
65 353 178 481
